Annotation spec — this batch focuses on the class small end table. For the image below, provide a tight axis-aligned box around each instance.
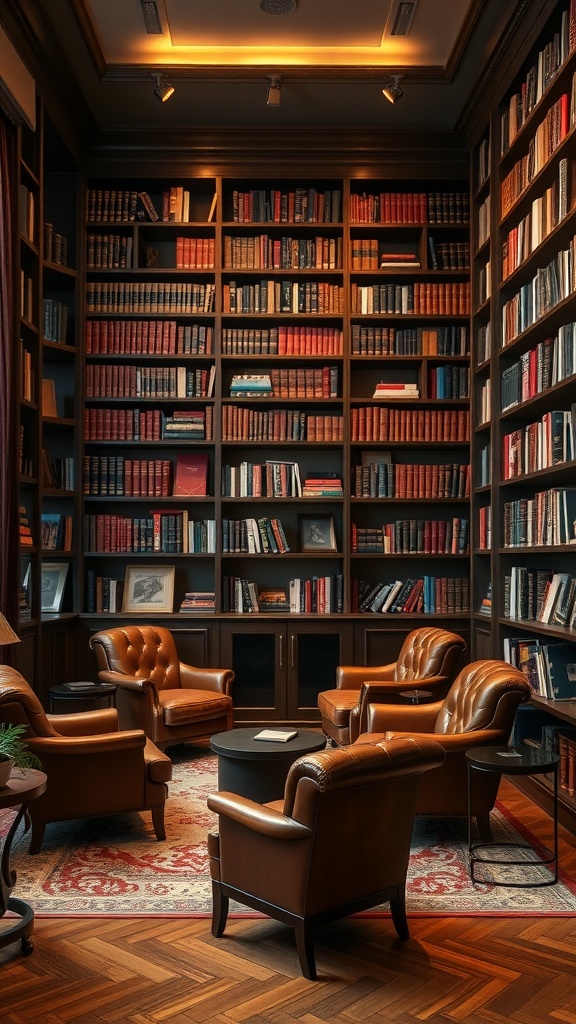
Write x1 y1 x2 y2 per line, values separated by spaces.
466 745 559 887
0 769 47 956
399 689 434 704
48 682 117 713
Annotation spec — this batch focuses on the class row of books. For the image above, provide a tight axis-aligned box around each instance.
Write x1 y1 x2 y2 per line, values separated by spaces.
501 159 569 280
231 188 342 224
43 222 67 266
505 636 576 700
478 506 492 550
221 406 343 442
352 458 470 500
42 449 74 491
223 280 344 315
175 236 215 269
351 517 469 555
504 568 576 627
350 282 470 316
85 320 214 355
43 298 68 344
351 239 418 270
500 8 574 154
349 191 470 224
41 513 73 551
428 238 470 271
20 345 34 402
84 513 216 553
19 183 34 244
86 233 133 269
222 517 290 554
427 365 470 399
270 367 340 399
85 363 216 399
83 456 173 496
353 575 470 614
501 326 575 411
350 406 470 443
500 92 571 216
85 281 216 314
221 459 302 498
85 573 124 613
223 234 342 271
502 487 576 547
351 324 468 357
503 406 576 479
222 574 344 614
501 237 576 345
222 325 343 356
477 379 491 426
83 407 213 441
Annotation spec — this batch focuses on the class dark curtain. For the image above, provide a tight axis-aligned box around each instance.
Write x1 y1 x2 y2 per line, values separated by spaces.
0 115 19 648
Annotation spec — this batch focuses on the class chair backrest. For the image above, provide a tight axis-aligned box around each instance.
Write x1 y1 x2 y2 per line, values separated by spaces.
394 626 466 681
90 624 182 691
0 665 58 737
434 659 531 735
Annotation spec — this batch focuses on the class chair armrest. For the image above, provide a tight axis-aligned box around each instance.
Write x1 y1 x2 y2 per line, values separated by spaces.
180 664 234 695
350 677 448 741
336 663 395 690
96 669 153 693
363 702 442 734
381 729 505 752
29 729 147 758
47 708 119 735
207 792 312 840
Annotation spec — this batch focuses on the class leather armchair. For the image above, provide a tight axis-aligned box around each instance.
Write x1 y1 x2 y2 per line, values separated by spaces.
207 734 445 980
0 665 171 854
318 626 466 745
355 659 531 839
90 625 234 751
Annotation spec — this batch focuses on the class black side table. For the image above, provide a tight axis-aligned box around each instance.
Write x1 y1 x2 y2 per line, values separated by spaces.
211 728 326 802
48 682 117 713
0 770 47 956
466 745 559 887
399 689 434 704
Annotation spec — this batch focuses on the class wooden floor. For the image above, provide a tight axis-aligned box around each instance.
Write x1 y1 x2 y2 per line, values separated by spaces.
1 780 576 1023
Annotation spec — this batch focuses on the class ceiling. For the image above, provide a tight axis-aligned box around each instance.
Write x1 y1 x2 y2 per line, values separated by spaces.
5 0 522 133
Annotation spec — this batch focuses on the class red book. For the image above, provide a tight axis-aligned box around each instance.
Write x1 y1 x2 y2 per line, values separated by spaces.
173 452 209 496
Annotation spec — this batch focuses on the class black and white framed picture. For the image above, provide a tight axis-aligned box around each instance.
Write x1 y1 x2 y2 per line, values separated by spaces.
298 515 337 552
122 565 175 613
41 562 69 613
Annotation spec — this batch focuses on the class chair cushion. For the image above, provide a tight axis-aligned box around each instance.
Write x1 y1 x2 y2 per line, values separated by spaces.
160 688 231 727
317 688 359 726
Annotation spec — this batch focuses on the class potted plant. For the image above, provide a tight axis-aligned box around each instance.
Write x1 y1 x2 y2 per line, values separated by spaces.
0 723 42 786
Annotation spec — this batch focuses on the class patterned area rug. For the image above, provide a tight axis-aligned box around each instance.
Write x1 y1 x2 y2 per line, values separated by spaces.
4 748 576 915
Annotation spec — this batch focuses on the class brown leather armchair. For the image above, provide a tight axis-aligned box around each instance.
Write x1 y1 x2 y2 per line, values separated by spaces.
0 665 171 854
89 625 234 751
355 659 531 839
207 735 445 980
318 626 466 746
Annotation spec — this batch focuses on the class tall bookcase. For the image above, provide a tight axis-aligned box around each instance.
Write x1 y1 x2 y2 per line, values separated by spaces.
80 170 471 723
470 0 576 826
15 101 81 697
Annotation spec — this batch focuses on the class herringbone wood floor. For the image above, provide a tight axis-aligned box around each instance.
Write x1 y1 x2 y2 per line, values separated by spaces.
1 780 576 1024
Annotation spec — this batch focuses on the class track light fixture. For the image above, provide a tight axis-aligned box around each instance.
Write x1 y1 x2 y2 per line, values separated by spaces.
267 76 281 107
382 75 403 104
153 74 175 103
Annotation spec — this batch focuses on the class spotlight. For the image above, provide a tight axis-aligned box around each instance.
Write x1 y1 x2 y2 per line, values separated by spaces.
153 74 175 103
267 76 281 107
382 76 403 104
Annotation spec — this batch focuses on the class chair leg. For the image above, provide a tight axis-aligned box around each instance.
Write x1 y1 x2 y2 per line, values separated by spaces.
211 881 229 938
28 821 45 855
294 922 317 980
151 805 166 841
476 812 493 843
389 888 409 941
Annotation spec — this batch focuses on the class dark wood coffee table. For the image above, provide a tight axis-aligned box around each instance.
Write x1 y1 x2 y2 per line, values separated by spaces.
210 727 326 802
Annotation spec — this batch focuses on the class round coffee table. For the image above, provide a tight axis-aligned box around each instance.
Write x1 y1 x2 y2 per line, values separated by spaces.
210 727 326 802
0 769 47 956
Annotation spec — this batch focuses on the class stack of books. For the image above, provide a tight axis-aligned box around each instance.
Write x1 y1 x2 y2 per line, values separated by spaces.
161 410 207 440
302 471 343 497
372 382 419 399
19 506 33 547
258 588 290 613
179 591 216 613
230 373 273 397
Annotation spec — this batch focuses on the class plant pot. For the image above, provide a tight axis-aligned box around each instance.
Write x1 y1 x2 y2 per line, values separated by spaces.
0 756 15 786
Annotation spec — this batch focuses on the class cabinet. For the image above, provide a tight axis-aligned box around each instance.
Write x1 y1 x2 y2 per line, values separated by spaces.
468 0 576 825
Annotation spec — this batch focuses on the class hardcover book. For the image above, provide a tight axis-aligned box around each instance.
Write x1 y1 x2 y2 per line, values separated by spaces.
173 453 209 496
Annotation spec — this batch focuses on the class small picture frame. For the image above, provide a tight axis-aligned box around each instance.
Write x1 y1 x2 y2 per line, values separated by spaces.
41 562 69 613
298 514 337 552
122 565 175 613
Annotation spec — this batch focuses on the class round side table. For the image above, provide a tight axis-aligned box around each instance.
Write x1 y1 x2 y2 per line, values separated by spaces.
466 745 559 887
399 689 434 704
48 682 117 713
0 769 47 956
211 727 326 802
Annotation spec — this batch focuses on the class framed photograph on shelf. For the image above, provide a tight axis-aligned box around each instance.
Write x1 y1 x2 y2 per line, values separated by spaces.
298 514 337 552
122 565 175 613
41 562 69 613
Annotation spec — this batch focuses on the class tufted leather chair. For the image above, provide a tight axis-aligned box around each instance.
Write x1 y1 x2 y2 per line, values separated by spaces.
0 665 171 854
207 734 445 980
355 659 531 840
318 626 466 746
89 624 234 750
